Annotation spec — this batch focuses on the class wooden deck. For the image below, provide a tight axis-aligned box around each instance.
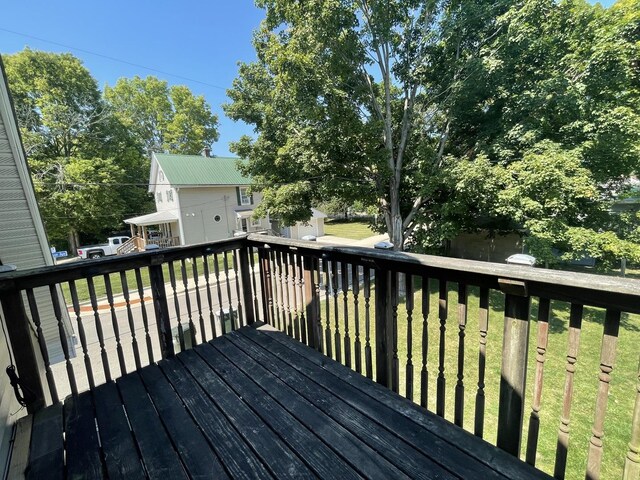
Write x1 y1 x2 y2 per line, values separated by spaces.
11 324 551 480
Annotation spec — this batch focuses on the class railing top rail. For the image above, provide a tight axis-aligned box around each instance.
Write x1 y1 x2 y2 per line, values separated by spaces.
247 234 640 314
0 236 245 292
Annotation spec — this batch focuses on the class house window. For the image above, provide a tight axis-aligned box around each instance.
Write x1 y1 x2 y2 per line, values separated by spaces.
159 170 164 181
239 187 251 206
156 192 162 203
251 218 261 227
166 189 174 202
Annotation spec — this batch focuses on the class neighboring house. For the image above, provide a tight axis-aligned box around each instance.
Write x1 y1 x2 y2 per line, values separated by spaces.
279 209 327 239
125 152 326 245
0 55 74 472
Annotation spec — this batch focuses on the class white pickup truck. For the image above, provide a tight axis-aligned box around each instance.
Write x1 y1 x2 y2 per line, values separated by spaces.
77 236 130 259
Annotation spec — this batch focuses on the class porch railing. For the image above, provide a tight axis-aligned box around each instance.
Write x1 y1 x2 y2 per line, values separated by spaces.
0 234 639 479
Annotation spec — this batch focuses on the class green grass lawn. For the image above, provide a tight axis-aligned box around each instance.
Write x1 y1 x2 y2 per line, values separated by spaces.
323 219 375 240
277 277 640 480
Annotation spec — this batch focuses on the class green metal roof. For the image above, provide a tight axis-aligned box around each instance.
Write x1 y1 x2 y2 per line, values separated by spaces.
154 153 250 186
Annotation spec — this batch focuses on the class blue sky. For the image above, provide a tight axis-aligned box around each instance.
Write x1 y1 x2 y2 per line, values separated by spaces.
0 0 616 157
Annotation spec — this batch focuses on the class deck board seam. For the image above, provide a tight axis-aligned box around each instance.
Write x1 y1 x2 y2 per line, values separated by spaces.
227 330 463 480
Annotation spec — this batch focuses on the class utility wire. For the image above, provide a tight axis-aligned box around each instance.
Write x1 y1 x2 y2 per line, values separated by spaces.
0 26 228 91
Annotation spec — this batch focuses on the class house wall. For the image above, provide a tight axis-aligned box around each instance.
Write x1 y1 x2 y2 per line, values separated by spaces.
177 186 268 244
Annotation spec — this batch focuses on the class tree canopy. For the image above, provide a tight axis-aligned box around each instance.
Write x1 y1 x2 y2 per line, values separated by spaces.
4 49 220 252
104 76 219 155
226 0 640 263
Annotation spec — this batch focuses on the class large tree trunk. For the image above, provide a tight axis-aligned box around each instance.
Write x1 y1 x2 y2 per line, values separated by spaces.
68 229 80 256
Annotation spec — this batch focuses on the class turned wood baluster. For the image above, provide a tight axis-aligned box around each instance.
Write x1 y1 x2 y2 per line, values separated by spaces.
274 250 285 331
168 262 185 350
474 287 490 437
202 255 216 338
296 254 306 344
213 253 226 334
222 252 237 331
26 289 58 403
314 259 323 352
332 260 342 363
391 272 400 394
119 272 142 370
191 257 207 342
420 276 430 409
323 257 332 358
289 252 300 340
283 252 295 339
526 297 550 464
405 274 414 401
257 247 274 327
86 277 111 381
103 274 127 376
134 268 154 363
68 281 95 389
249 248 260 321
454 283 467 428
437 280 448 417
180 259 196 345
364 267 373 379
352 264 362 374
586 309 621 479
342 262 352 368
232 250 245 328
49 284 78 395
554 303 584 479
624 356 640 480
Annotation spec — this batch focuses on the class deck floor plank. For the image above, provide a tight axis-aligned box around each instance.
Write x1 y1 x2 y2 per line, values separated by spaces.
159 355 274 480
7 415 32 480
116 373 188 480
64 393 103 479
177 348 316 479
92 381 146 479
138 364 230 480
226 331 459 480
16 324 553 480
195 341 363 480
210 336 410 480
252 325 552 480
26 402 64 480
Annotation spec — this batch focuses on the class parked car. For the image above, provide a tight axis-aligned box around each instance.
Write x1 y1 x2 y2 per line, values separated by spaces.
77 236 130 259
505 253 537 266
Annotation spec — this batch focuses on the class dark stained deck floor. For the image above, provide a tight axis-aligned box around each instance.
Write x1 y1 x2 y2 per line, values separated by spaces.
14 324 552 479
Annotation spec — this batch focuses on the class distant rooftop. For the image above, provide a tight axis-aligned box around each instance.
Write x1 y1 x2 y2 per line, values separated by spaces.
154 153 250 186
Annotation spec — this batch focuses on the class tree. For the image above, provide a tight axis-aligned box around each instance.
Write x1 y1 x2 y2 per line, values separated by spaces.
4 49 105 158
30 156 129 253
104 76 220 155
4 49 153 251
225 0 509 250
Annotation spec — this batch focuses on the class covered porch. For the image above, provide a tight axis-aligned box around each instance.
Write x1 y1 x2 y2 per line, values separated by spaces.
123 210 181 249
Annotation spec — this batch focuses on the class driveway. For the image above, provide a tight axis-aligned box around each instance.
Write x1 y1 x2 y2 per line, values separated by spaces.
316 233 390 248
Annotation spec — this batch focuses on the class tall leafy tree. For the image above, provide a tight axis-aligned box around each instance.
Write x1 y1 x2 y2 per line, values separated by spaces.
225 0 510 250
4 49 152 251
104 76 220 155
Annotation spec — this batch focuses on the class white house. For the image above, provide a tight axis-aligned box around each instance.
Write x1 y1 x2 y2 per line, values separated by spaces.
125 152 326 245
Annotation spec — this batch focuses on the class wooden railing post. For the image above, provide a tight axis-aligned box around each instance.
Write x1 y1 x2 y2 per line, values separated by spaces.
375 268 392 388
303 256 318 349
238 246 256 325
257 246 274 326
497 279 531 457
149 257 175 359
624 356 640 480
0 275 46 413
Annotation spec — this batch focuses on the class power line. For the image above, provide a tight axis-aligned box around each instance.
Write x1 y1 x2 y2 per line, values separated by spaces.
0 26 228 91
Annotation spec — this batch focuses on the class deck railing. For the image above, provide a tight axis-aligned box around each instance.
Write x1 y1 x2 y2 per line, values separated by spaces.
1 234 639 479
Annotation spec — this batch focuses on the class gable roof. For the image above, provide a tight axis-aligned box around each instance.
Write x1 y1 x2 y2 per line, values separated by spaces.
152 153 250 189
